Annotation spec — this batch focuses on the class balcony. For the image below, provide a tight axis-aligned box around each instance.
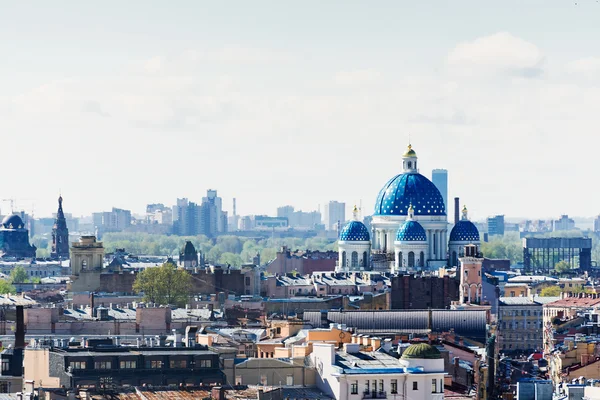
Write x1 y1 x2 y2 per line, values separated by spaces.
363 391 387 399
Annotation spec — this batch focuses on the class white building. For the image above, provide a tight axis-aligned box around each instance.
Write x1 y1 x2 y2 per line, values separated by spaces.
312 342 446 400
324 201 346 231
337 144 480 272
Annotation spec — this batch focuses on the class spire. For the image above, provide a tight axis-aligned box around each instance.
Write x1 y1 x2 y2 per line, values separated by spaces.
57 195 64 219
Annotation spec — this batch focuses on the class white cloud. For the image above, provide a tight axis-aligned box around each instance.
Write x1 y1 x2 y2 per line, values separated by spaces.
447 32 545 78
334 69 382 86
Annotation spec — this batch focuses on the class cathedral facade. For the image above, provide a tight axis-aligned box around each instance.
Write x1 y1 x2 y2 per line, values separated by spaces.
337 144 480 272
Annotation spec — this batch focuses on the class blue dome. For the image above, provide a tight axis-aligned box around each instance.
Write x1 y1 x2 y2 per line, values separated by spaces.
374 173 446 216
396 220 427 242
340 221 370 241
449 220 480 242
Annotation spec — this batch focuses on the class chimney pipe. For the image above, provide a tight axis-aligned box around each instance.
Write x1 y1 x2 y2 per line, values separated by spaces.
454 198 460 224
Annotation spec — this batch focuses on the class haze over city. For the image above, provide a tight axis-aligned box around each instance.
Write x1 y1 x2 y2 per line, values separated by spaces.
1 1 599 220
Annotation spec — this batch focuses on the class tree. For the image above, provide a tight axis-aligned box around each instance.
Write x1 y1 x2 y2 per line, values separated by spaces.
10 266 29 284
0 279 16 294
133 262 192 307
540 286 561 297
554 260 570 275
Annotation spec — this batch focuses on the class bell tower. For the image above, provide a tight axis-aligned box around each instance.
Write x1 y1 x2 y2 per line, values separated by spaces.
51 195 70 259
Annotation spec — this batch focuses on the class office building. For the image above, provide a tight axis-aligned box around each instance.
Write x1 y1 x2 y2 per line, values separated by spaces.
323 201 345 231
431 169 448 212
200 189 227 237
487 215 505 236
277 205 295 220
92 207 132 234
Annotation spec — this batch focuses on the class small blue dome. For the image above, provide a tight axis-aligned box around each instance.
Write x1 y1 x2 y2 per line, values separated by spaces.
396 220 427 242
449 220 480 242
374 173 446 216
340 221 370 241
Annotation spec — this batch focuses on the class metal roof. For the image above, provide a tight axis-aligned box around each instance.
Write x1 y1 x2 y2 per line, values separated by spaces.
304 310 487 341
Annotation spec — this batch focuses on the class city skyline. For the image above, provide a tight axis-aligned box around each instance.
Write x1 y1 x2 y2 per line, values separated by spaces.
2 1 599 219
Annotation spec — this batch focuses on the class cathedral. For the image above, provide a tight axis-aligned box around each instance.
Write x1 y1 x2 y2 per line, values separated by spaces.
337 144 481 272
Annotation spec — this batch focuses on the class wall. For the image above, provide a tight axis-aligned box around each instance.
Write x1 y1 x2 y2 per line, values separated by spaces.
223 358 315 387
23 348 62 388
391 275 459 309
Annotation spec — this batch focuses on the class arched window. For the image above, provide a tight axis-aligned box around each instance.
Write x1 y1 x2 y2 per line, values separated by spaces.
342 252 347 267
419 252 425 267
407 161 412 169
398 252 403 267
452 251 457 267
351 252 358 268
408 252 415 268
362 252 368 268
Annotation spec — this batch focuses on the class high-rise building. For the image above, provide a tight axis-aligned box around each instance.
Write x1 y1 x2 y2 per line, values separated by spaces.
323 201 345 231
432 169 448 213
487 215 505 236
92 207 132 234
200 190 227 237
277 205 295 220
172 198 200 236
594 215 600 232
553 215 575 231
51 195 70 259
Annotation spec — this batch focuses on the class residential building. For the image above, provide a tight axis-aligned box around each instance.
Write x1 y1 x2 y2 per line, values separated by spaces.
277 205 295 220
432 169 448 213
92 207 132 234
553 215 576 231
497 297 546 353
311 342 446 400
265 246 337 275
23 338 224 389
390 275 459 309
594 215 600 233
487 215 505 236
200 189 227 237
172 198 200 236
323 201 345 231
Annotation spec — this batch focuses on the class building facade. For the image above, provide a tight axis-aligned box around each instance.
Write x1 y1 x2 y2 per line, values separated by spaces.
431 169 448 213
324 201 346 231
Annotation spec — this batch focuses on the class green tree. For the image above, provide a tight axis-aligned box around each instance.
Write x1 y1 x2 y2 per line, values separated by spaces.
10 266 29 284
219 252 243 267
554 260 571 275
0 279 16 294
540 286 561 297
133 262 192 307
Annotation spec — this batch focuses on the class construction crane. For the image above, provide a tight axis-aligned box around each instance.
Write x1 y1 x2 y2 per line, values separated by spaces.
0 198 33 216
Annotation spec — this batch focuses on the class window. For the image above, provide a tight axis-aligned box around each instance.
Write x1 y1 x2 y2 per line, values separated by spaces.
1 359 9 372
351 252 358 268
287 375 294 386
120 361 136 369
70 361 86 370
413 381 418 390
0 382 8 393
398 252 403 267
199 359 212 368
379 380 384 393
94 361 112 370
245 277 251 286
432 378 437 393
365 380 370 393
235 376 242 385
170 360 187 369
260 375 267 385
342 252 347 267
408 252 415 268
391 379 398 394
351 381 358 394
147 360 163 369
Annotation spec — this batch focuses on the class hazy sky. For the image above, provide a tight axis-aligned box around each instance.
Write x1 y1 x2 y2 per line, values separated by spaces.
1 1 599 221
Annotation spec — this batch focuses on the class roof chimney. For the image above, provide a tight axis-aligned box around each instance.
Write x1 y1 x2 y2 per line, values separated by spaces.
454 198 460 225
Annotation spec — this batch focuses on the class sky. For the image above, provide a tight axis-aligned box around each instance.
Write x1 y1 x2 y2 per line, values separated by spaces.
1 1 599 221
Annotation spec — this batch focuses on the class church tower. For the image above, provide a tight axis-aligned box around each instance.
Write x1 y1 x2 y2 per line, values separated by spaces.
51 195 70 259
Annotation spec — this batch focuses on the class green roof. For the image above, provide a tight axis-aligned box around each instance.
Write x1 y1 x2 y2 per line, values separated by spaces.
401 343 442 360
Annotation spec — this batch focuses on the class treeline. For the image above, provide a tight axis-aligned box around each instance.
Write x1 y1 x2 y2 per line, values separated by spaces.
32 233 337 268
